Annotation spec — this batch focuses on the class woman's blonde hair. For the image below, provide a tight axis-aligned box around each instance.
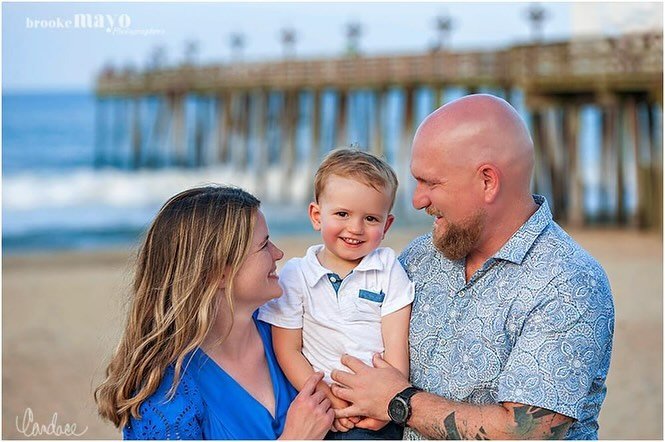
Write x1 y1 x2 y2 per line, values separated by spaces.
95 185 260 428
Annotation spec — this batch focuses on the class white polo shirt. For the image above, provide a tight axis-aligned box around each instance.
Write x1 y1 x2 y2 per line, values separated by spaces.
258 245 414 384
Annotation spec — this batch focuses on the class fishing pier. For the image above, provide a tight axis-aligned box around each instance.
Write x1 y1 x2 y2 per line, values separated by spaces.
95 32 663 229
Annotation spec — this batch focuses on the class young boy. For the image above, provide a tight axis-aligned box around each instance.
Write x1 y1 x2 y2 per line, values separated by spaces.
259 149 414 440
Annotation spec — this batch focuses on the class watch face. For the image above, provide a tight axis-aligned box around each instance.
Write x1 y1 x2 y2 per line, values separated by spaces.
388 397 408 424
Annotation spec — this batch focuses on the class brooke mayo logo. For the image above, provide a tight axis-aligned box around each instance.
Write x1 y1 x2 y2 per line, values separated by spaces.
25 14 131 32
74 14 131 32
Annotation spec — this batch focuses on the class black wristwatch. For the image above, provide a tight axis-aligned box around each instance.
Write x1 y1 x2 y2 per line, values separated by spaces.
388 386 423 426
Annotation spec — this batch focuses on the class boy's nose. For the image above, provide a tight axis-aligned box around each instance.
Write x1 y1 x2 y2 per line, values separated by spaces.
347 218 364 234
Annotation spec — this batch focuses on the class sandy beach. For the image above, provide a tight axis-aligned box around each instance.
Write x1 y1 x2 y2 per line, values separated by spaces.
2 226 662 439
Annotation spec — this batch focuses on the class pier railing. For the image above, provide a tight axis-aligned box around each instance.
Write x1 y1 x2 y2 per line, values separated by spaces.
97 33 662 97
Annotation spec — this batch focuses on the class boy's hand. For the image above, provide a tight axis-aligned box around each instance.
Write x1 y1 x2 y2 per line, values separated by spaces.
332 417 355 432
355 417 389 431
328 393 360 432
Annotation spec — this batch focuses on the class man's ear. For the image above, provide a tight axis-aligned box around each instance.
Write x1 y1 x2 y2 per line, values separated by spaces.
308 202 322 231
479 164 500 203
382 214 395 239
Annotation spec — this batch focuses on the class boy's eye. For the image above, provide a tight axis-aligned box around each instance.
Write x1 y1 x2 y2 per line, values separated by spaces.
365 216 380 222
335 211 348 218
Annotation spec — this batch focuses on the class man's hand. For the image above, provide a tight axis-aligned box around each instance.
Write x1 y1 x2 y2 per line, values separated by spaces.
330 353 410 421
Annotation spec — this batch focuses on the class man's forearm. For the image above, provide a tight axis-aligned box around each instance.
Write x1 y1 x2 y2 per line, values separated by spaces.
408 394 572 440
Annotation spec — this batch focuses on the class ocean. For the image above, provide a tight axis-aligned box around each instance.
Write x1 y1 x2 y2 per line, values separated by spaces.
2 90 628 253
2 92 330 253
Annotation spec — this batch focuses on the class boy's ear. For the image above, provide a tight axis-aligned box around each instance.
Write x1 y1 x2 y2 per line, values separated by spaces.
382 214 395 239
308 202 322 231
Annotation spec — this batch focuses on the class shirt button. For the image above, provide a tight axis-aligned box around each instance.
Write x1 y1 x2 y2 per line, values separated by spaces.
329 276 337 283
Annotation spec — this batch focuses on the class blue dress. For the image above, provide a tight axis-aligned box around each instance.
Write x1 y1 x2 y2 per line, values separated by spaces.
124 312 297 439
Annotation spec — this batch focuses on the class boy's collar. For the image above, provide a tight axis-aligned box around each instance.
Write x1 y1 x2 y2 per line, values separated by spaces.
302 244 383 287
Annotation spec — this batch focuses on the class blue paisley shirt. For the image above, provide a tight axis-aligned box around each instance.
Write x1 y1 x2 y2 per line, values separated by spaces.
399 195 614 440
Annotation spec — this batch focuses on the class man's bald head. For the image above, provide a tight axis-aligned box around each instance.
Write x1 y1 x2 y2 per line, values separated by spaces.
413 94 534 198
410 94 538 260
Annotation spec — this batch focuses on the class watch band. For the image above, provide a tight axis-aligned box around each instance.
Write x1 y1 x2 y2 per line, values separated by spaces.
389 386 423 425
398 386 422 401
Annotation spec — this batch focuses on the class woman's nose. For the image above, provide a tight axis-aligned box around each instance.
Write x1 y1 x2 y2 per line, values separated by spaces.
271 242 284 261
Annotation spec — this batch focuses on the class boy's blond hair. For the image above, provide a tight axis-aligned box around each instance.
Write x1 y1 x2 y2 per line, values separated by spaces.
314 148 399 211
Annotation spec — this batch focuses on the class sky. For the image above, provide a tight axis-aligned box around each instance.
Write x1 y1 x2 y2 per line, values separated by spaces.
2 2 662 92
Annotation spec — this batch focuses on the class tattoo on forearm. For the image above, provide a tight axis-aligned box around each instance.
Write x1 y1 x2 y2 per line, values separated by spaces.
512 405 570 439
474 426 489 440
428 412 463 440
424 404 570 440
513 405 555 435
547 422 570 440
443 412 462 440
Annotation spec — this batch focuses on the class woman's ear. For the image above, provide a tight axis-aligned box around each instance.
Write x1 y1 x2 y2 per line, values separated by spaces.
217 272 227 290
308 202 322 231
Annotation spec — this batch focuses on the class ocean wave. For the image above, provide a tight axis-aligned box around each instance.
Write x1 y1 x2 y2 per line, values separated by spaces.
3 165 311 211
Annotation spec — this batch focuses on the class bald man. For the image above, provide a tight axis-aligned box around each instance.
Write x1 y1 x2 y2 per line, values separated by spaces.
330 95 614 439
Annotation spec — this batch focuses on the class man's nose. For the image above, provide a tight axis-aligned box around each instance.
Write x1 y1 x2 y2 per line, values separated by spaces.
412 182 430 210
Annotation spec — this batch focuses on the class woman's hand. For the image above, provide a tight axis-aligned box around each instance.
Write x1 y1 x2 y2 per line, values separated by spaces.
280 372 334 440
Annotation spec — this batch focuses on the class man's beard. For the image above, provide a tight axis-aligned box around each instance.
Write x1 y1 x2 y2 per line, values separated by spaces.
429 208 486 261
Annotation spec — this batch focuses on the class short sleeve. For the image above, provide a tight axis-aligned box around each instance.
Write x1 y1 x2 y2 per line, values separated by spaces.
379 248 415 316
258 259 305 329
497 267 614 420
123 366 204 440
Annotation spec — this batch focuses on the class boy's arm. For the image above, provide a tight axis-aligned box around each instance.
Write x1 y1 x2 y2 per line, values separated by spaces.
355 304 412 431
380 304 411 378
271 326 359 431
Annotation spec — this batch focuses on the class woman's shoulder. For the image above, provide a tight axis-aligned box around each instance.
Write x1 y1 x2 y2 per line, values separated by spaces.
123 364 204 440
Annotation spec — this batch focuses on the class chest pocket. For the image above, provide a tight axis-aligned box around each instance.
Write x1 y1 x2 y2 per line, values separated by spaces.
354 289 384 317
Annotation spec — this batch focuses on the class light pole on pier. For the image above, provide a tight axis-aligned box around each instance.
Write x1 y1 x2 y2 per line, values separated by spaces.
345 22 362 56
230 33 246 62
434 14 454 51
148 46 167 71
183 40 199 66
280 28 297 59
525 3 548 43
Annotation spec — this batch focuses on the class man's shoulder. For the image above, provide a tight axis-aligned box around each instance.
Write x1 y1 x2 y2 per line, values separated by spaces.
531 223 612 307
534 223 608 278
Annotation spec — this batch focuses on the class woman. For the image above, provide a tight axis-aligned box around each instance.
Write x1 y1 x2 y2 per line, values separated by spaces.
95 186 334 439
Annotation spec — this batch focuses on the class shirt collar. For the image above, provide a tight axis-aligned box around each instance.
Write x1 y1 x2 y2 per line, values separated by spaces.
302 244 384 287
491 194 552 265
